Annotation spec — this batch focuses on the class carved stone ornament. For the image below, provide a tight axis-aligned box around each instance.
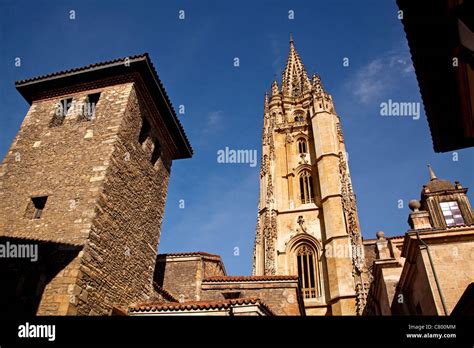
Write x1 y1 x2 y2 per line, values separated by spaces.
338 151 369 315
297 215 308 233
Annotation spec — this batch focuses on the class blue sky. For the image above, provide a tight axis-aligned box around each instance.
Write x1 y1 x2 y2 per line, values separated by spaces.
1 0 473 276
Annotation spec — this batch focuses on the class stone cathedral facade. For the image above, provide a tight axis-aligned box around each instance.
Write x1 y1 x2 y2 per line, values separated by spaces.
252 38 369 315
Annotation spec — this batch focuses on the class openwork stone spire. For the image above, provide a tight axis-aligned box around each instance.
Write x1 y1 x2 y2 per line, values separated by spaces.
281 38 311 97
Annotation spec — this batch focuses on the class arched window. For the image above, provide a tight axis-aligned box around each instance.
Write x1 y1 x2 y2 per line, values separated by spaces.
296 244 319 299
297 138 307 154
299 171 314 204
294 113 304 122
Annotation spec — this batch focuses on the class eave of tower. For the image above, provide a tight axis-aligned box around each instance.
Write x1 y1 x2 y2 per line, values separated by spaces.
15 53 193 159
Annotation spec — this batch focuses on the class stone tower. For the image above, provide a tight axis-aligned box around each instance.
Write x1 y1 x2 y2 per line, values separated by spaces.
252 38 368 315
0 54 192 315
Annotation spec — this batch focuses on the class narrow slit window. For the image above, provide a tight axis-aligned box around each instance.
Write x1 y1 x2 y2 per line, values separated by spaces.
27 196 48 219
297 138 307 154
150 139 162 166
84 92 101 120
51 97 72 126
299 171 314 204
138 118 151 145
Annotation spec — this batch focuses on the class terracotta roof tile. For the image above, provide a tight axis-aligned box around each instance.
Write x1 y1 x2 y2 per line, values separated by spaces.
15 54 147 85
203 275 298 282
152 282 178 302
388 235 405 240
129 297 274 315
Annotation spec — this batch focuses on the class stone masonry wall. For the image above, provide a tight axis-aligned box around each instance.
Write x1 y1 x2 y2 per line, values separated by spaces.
427 240 474 314
0 79 174 315
155 256 225 302
74 84 172 315
0 82 134 315
0 84 125 245
200 282 302 315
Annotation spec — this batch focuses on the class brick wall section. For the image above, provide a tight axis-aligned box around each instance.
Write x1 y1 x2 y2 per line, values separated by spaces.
154 255 303 315
200 280 303 315
154 254 226 302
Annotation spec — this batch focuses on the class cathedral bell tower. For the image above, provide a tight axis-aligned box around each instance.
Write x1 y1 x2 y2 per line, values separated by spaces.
252 38 368 315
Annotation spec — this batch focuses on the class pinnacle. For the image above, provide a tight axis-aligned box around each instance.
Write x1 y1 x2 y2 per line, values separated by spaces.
427 164 438 181
281 37 311 97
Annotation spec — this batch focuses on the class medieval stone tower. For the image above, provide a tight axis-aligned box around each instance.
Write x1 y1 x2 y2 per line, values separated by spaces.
252 38 368 315
0 54 192 315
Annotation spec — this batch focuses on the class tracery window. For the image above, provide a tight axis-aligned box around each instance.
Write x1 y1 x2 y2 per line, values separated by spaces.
296 244 318 299
294 114 304 122
297 138 307 154
299 171 314 204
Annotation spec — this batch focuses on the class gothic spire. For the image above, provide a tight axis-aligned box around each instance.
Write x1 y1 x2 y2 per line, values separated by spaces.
264 91 269 112
282 37 311 97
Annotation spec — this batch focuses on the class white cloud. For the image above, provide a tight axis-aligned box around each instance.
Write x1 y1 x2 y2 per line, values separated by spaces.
207 110 221 127
269 34 284 78
346 50 414 104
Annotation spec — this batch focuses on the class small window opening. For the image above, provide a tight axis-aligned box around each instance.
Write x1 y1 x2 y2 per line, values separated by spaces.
294 114 304 122
150 139 162 165
297 139 307 154
27 196 48 219
139 118 151 145
51 98 72 126
83 93 101 120
222 292 241 299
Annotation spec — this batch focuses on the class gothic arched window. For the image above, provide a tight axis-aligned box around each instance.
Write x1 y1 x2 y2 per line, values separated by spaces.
299 171 314 204
294 114 304 122
296 244 319 299
297 138 307 154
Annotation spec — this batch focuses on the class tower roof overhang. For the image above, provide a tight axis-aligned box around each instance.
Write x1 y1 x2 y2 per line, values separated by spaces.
15 53 193 159
396 0 474 152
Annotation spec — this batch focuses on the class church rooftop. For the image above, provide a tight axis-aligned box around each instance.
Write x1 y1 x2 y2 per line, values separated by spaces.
158 251 222 258
128 297 275 315
423 165 456 193
203 275 299 282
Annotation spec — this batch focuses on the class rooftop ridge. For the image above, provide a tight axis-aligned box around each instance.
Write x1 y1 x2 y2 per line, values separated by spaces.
129 297 275 315
158 251 222 258
203 275 299 282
